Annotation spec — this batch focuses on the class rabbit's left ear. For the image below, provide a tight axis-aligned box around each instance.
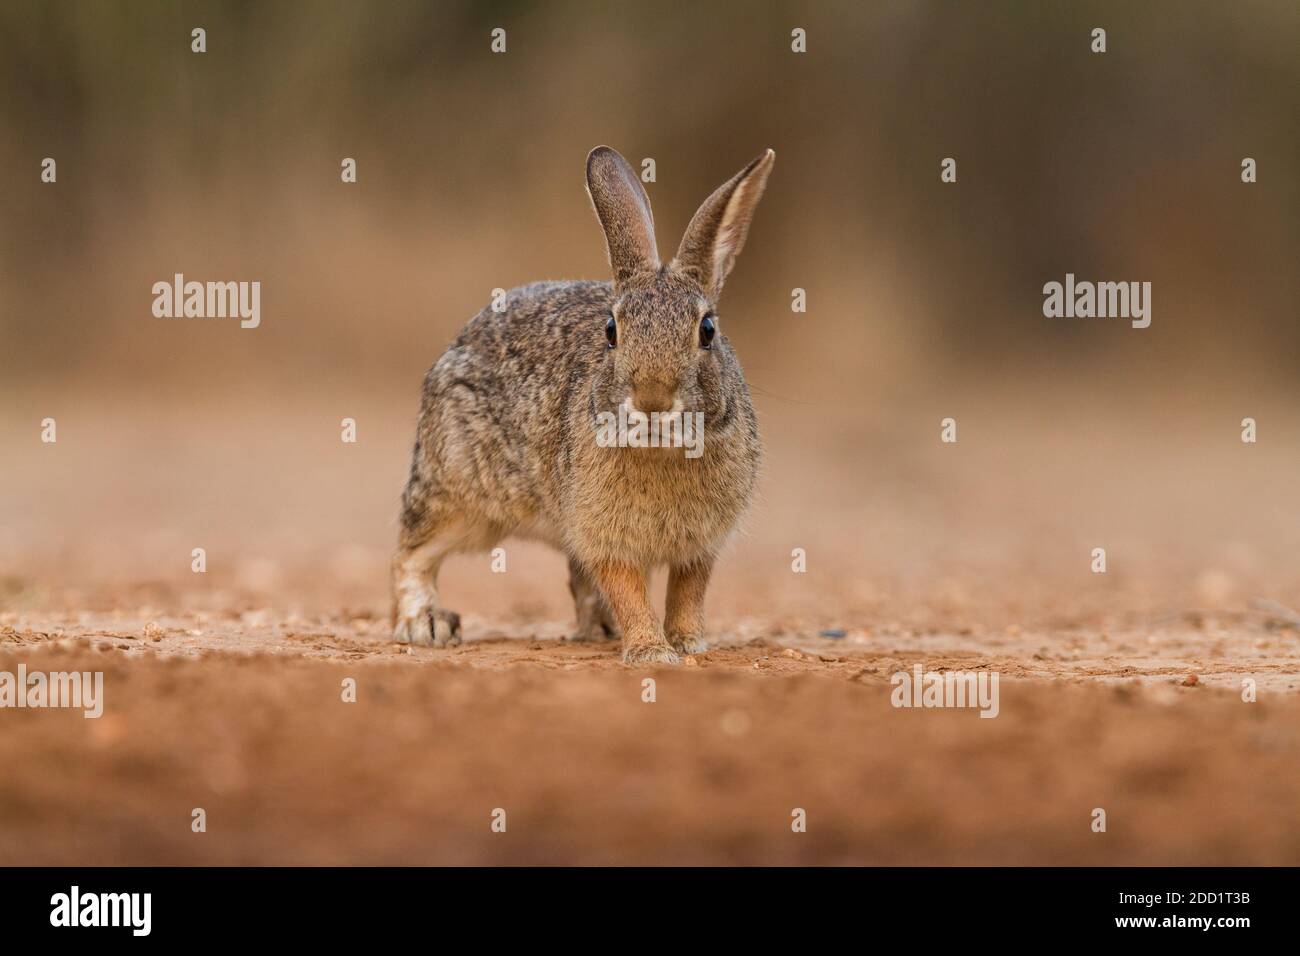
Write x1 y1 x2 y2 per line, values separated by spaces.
586 146 660 289
672 149 775 299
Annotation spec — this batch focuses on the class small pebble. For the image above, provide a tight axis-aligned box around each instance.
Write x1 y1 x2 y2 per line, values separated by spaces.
1181 673 1200 687
819 629 847 639
143 621 165 641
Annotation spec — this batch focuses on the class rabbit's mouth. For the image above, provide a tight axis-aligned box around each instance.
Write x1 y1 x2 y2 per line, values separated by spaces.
624 394 684 417
591 374 717 423
590 397 708 460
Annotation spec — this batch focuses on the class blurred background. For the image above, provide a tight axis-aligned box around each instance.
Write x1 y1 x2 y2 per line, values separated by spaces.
1 0 1298 628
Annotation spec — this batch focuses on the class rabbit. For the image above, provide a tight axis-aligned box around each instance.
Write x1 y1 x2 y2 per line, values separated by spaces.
392 145 774 664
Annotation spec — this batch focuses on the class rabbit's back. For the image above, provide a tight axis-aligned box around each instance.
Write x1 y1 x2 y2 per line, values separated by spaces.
402 280 610 545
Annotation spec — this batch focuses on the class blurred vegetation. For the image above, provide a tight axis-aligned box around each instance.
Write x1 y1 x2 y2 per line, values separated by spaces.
1 0 1296 397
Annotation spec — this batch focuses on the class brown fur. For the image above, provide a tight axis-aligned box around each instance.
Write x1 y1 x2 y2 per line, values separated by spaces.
393 146 774 664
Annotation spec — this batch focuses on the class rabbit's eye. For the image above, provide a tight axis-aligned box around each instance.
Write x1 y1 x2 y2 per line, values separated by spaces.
605 316 617 348
699 314 717 349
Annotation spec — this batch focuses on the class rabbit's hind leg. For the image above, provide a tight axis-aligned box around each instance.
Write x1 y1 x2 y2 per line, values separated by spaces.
391 534 460 647
567 556 620 642
391 496 479 647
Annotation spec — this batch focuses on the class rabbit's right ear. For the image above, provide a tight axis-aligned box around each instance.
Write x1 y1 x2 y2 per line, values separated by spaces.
671 149 774 301
586 146 660 289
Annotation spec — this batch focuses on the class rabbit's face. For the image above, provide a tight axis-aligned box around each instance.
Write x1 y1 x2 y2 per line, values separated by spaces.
584 144 774 428
597 272 733 420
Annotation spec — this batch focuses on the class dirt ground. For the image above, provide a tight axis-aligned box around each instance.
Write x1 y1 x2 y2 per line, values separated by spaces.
2 389 1300 864
2 612 1299 865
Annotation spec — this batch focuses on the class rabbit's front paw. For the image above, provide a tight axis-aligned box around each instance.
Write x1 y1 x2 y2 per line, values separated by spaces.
621 639 681 666
668 632 708 655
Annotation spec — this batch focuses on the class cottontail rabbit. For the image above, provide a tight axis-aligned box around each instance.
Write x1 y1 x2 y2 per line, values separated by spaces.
393 146 774 664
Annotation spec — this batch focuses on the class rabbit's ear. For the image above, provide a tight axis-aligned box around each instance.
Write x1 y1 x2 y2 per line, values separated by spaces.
586 146 660 288
672 149 775 299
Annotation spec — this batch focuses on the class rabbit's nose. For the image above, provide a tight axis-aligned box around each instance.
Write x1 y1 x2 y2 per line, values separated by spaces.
630 385 678 414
